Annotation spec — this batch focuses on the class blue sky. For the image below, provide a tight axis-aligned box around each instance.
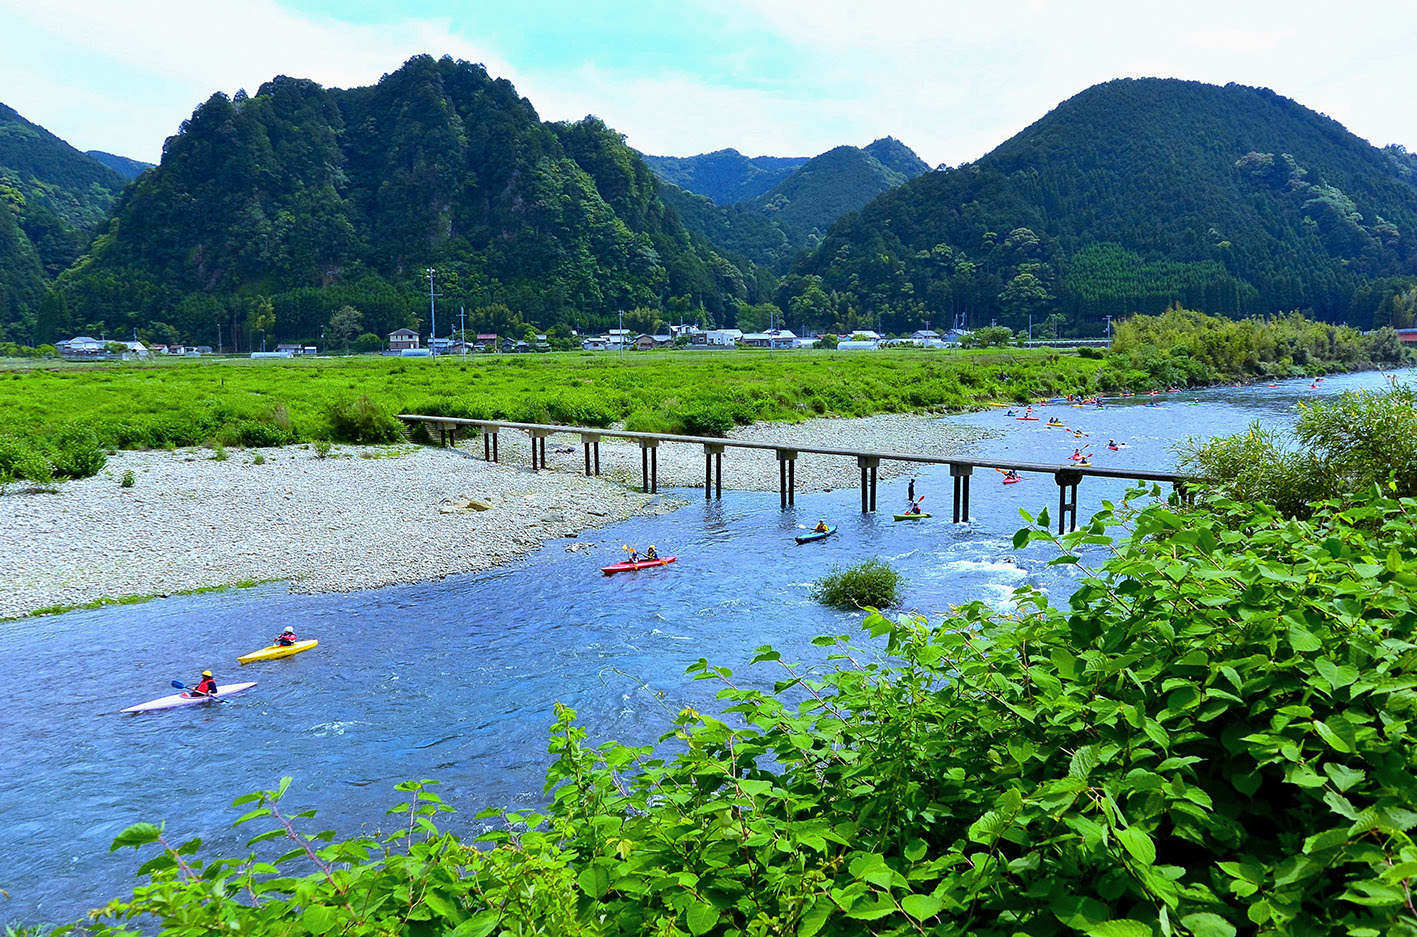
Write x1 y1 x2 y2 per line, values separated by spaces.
1 0 1415 167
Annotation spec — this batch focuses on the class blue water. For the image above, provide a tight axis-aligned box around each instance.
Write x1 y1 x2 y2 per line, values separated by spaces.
0 369 1407 925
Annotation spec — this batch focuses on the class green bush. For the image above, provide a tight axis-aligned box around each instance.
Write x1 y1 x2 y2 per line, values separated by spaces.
313 438 332 459
120 469 135 487
1178 384 1417 517
210 441 228 461
47 429 108 479
324 395 403 444
352 332 384 353
811 557 901 609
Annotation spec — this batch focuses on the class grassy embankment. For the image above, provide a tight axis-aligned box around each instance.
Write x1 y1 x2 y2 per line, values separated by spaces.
0 348 1104 459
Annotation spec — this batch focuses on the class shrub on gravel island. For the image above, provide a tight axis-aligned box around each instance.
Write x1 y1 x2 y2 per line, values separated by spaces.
811 557 901 609
61 489 1417 935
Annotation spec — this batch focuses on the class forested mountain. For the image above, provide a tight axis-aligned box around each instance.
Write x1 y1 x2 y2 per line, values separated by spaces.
46 55 764 348
790 79 1417 336
640 149 807 205
656 138 930 271
85 150 153 181
0 102 129 341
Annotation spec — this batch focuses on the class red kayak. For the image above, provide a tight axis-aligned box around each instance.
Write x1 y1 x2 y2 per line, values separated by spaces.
601 556 677 575
1003 476 1022 485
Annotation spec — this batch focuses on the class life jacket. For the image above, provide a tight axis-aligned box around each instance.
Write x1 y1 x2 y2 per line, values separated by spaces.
275 633 297 646
193 678 217 696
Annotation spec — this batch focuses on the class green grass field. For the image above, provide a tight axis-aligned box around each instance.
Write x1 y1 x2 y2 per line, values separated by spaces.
0 348 1106 460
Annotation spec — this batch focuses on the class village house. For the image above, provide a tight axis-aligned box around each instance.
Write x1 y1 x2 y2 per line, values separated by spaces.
387 328 419 352
635 333 673 350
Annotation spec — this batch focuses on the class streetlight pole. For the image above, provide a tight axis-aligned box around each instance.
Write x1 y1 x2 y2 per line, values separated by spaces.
427 267 437 357
618 309 623 360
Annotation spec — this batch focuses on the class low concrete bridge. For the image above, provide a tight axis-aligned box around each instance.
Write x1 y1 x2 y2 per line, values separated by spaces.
398 415 1188 533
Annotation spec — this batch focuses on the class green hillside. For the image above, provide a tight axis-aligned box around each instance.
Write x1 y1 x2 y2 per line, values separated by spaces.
0 102 128 340
47 55 762 347
793 78 1417 335
640 148 806 205
85 150 153 181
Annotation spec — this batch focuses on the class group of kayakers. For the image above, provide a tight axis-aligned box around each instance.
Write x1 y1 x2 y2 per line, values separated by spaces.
188 627 298 699
624 545 659 564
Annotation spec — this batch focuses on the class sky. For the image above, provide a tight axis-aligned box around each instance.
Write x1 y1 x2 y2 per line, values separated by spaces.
1 0 1415 167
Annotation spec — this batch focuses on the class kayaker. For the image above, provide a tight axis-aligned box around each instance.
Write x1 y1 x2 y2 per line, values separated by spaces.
906 499 922 516
1071 449 1082 461
1004 470 1019 481
626 546 640 564
274 626 298 647
812 519 830 533
192 670 217 697
645 545 658 560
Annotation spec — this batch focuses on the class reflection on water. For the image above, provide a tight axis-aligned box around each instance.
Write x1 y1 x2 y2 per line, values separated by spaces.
0 369 1408 925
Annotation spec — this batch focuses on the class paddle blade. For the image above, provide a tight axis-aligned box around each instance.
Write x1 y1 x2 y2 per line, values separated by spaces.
170 680 186 689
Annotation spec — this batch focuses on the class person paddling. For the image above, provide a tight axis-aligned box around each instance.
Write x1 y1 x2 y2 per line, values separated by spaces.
191 670 217 698
644 545 658 561
812 519 830 533
274 626 298 647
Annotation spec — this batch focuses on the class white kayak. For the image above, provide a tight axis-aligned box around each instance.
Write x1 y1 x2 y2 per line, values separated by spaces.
121 682 257 714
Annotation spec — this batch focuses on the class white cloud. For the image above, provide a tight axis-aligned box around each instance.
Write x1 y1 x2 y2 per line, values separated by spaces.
0 0 1413 168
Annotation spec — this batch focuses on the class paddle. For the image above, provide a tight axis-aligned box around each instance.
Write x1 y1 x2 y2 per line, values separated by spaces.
171 679 228 703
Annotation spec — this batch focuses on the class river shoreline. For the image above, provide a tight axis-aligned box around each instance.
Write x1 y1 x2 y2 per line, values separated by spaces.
0 413 996 620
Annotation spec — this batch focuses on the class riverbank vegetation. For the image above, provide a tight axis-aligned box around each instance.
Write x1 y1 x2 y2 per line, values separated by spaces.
0 308 1406 486
0 348 1105 476
1179 382 1417 518
71 483 1417 935
1102 307 1407 390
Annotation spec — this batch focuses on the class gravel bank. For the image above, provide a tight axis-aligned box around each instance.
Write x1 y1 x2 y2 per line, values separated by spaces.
0 413 996 619
0 445 677 620
451 413 1000 493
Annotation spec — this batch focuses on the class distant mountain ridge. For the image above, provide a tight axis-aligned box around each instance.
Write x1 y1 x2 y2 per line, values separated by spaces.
795 78 1417 334
641 149 807 206
0 101 130 339
650 137 930 270
86 150 154 181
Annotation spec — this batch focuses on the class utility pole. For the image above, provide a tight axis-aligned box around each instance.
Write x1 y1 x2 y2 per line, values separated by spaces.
618 309 624 360
459 307 467 359
427 267 437 357
1104 314 1114 343
320 326 325 357
1028 313 1033 344
216 320 222 355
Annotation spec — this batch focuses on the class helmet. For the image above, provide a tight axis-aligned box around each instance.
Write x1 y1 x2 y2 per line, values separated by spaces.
649 545 656 551
201 670 213 677
283 626 295 633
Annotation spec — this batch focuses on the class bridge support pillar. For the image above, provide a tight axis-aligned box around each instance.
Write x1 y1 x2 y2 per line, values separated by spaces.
1054 469 1083 533
857 456 880 513
639 439 659 493
777 449 798 509
528 429 553 471
581 433 601 477
703 444 724 500
950 463 973 523
480 425 500 463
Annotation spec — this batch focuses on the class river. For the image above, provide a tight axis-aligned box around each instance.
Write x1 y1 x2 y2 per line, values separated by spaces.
0 369 1407 926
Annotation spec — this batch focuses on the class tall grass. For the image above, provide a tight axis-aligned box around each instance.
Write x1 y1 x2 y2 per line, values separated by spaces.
0 349 1106 461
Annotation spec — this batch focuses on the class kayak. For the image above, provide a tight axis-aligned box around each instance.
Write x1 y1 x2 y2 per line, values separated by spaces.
238 639 318 664
602 556 677 575
122 682 257 714
892 513 932 521
1045 421 1065 428
1016 416 1039 421
1002 476 1023 485
796 526 837 543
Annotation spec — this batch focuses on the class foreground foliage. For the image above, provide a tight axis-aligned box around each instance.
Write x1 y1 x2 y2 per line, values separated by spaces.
72 487 1417 935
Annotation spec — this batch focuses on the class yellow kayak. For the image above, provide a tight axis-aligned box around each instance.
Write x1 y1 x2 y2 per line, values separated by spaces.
238 639 318 664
